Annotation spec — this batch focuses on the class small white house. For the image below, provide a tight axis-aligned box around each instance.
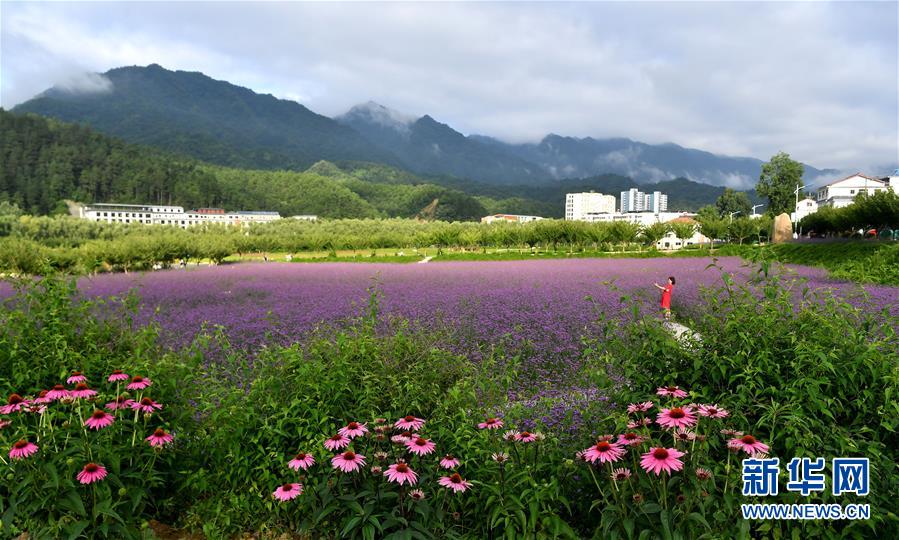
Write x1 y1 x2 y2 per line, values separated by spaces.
792 198 818 223
481 214 544 224
656 217 708 250
816 174 890 208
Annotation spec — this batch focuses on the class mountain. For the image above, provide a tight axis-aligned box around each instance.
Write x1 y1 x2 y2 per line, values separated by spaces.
337 102 542 184
13 64 835 191
472 134 836 188
12 64 402 171
0 109 487 220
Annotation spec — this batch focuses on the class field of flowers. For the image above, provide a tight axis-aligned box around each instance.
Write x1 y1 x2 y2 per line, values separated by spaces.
73 256 897 355
1 256 897 538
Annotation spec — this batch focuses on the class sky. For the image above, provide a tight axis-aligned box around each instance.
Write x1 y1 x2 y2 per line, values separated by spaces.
1 1 897 172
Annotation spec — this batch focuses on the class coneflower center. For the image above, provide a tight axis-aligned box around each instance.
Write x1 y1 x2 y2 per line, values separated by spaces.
623 433 637 440
415 438 427 446
91 410 106 419
487 417 497 423
75 383 89 391
52 384 64 391
132 376 144 383
343 451 356 460
140 398 153 406
7 394 22 405
85 463 99 472
450 473 462 483
707 408 717 415
281 483 293 491
520 431 531 438
14 439 28 449
38 390 48 398
653 448 669 460
596 442 611 451
296 453 306 459
667 386 678 392
444 454 454 460
741 435 756 444
347 422 358 429
396 463 409 473
404 415 414 422
112 370 122 374
72 371 82 376
669 408 685 419
154 428 166 437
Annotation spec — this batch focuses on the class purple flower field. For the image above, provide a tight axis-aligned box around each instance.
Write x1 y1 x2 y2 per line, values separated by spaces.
62 257 896 364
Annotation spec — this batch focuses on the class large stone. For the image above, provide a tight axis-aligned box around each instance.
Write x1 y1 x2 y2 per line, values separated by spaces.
772 213 792 243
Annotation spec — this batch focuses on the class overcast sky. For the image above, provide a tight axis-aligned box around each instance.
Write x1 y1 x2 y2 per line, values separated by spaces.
2 1 897 171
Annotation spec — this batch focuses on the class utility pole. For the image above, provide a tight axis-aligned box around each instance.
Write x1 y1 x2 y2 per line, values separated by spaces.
793 183 806 234
728 211 740 223
751 204 765 217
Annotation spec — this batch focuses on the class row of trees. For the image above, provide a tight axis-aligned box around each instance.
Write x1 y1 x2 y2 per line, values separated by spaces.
799 190 899 236
0 208 784 275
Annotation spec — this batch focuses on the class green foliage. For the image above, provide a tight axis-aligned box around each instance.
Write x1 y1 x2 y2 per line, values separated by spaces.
591 262 899 538
641 222 670 246
726 217 758 245
757 152 804 215
800 190 899 235
715 188 752 218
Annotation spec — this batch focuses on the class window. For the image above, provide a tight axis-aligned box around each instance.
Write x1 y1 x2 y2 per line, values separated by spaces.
850 190 855 194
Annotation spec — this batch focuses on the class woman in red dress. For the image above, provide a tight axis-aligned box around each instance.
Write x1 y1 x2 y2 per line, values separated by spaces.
654 276 675 320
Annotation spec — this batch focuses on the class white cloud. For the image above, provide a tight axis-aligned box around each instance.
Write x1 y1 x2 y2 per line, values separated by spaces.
0 1 895 171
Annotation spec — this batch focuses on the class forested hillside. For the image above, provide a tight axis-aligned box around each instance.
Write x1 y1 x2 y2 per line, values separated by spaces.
0 110 487 220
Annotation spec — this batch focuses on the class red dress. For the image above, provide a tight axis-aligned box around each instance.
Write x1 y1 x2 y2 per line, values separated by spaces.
660 285 673 309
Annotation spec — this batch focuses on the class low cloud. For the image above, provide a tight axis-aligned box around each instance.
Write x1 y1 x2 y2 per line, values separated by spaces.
51 72 113 95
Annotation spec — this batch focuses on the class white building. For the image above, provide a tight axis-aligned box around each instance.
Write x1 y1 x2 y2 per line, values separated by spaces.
565 192 617 220
791 198 818 223
584 211 695 227
481 214 544 224
620 188 668 213
656 217 708 250
78 203 280 228
815 173 891 208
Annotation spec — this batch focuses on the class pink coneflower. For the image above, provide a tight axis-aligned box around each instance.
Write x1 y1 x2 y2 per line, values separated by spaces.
502 430 519 442
126 376 152 390
67 371 87 385
728 435 770 456
370 465 383 475
338 421 368 439
515 431 537 443
640 447 686 476
720 429 743 437
627 401 654 414
438 473 472 493
374 451 389 462
272 483 302 501
107 370 130 383
105 396 135 411
146 428 174 447
611 468 632 481
674 428 696 442
385 462 418 485
439 455 460 469
406 437 436 456
695 467 713 480
46 385 70 401
583 441 626 464
656 407 697 429
478 417 504 430
331 450 366 473
656 386 688 398
1 394 28 414
70 383 97 399
596 434 615 442
409 489 426 501
391 432 414 444
33 390 52 405
324 433 350 451
617 432 646 446
492 452 509 463
131 397 162 414
698 404 729 418
9 440 38 460
77 463 108 484
394 415 425 431
84 410 115 430
288 452 315 470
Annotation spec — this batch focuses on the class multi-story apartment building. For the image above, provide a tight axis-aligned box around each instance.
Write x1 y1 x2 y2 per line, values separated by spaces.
77 203 281 228
565 192 617 220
